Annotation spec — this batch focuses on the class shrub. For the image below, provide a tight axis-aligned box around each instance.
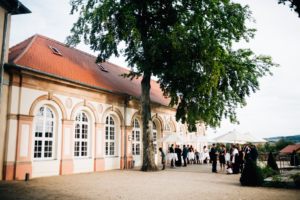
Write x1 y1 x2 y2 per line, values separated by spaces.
291 172 300 187
271 175 285 188
240 159 264 186
290 150 300 166
260 164 279 179
267 152 279 172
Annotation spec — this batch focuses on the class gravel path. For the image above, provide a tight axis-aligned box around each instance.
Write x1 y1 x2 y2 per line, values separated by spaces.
0 167 299 200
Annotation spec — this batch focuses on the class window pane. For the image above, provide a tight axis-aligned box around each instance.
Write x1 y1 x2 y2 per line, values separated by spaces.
134 119 140 128
75 113 81 121
154 144 157 154
82 124 88 139
106 116 109 124
105 142 108 155
132 144 135 155
82 112 88 122
75 124 80 138
45 121 53 138
74 141 80 157
132 130 135 141
110 117 114 125
81 142 87 156
44 140 53 158
34 140 43 158
110 127 114 140
136 131 140 142
153 131 157 142
36 107 44 117
46 107 53 118
35 120 43 137
110 142 114 155
153 122 156 130
136 144 140 155
105 127 109 140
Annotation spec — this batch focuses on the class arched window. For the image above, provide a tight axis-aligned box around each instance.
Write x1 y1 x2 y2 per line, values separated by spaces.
132 118 141 155
105 116 115 156
34 106 55 159
74 111 89 157
153 121 157 154
166 124 170 131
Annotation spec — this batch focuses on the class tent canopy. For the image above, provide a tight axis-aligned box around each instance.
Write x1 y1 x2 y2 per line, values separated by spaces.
212 130 254 143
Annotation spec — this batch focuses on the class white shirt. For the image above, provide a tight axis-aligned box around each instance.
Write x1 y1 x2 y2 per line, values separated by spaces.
232 149 239 163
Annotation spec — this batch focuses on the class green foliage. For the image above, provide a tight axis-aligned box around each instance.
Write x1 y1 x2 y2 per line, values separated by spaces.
67 0 278 131
216 143 225 150
267 152 279 172
240 159 264 186
276 137 295 151
256 143 265 152
264 142 276 152
270 176 285 188
291 173 300 187
290 150 300 166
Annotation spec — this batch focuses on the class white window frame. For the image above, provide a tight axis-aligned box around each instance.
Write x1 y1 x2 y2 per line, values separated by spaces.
166 123 170 131
33 106 55 160
74 111 89 158
132 118 141 156
105 116 116 156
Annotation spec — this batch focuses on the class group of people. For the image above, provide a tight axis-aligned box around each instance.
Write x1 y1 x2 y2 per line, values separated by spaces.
209 143 259 174
159 143 259 173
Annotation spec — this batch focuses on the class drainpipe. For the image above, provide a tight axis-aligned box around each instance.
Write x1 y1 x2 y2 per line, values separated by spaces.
0 12 9 112
124 96 132 169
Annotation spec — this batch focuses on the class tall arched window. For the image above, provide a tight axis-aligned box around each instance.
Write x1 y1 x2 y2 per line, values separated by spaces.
132 118 141 155
153 122 157 154
105 116 115 156
34 106 55 159
74 111 89 157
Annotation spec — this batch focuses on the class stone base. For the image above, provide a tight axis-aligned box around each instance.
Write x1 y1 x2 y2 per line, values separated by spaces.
3 164 15 180
15 163 32 180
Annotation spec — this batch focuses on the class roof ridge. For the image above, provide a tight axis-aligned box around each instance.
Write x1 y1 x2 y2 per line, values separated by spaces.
12 34 38 63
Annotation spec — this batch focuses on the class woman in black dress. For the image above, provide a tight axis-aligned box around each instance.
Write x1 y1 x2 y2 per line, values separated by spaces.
238 145 245 173
219 145 226 172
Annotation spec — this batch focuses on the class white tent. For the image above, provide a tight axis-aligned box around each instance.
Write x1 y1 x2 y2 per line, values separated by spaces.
244 132 267 143
212 129 254 143
192 135 212 143
157 132 191 143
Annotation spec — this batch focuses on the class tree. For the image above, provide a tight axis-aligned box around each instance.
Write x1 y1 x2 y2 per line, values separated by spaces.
278 0 300 17
240 159 264 186
275 137 294 151
267 152 279 172
67 0 278 171
256 142 265 152
265 142 276 152
216 142 225 150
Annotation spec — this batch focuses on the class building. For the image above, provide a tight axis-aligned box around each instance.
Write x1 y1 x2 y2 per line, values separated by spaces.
0 0 31 181
0 33 207 180
280 145 300 154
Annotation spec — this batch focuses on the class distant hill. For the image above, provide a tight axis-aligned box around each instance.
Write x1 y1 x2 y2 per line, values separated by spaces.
264 135 300 143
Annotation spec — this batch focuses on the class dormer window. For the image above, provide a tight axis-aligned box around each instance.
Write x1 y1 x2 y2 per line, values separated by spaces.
49 46 62 56
98 64 108 72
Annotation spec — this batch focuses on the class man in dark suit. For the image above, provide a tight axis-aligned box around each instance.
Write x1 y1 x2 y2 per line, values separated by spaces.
182 145 188 167
250 145 258 163
211 143 218 173
170 144 174 167
175 145 182 167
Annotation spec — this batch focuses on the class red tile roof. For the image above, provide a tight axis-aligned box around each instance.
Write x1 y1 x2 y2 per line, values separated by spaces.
8 34 171 106
280 145 300 153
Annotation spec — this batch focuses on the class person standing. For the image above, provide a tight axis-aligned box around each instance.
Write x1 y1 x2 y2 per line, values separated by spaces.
187 145 190 164
211 144 219 173
232 145 239 174
170 144 174 167
182 145 188 167
230 143 233 162
250 145 258 163
225 146 230 168
208 145 212 163
159 148 166 170
195 149 200 164
219 146 226 172
175 145 182 167
244 144 251 160
238 146 245 173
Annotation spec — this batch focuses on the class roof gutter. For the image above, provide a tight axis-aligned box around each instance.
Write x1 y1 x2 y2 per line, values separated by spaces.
0 12 9 112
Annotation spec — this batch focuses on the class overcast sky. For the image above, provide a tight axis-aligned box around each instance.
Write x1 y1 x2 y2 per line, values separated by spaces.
9 0 300 139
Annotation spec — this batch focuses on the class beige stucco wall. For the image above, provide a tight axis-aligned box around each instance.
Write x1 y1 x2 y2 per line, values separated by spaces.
0 6 11 63
0 84 9 180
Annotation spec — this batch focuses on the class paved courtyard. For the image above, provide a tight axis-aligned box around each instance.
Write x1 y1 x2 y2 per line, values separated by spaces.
0 164 299 200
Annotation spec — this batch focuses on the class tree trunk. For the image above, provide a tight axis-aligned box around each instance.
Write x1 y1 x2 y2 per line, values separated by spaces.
140 73 158 171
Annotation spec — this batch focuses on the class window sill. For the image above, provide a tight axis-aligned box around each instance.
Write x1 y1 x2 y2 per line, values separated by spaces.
105 156 119 158
33 159 57 162
74 157 92 160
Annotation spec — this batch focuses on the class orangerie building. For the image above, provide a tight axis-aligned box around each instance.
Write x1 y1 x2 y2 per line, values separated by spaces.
0 34 207 180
